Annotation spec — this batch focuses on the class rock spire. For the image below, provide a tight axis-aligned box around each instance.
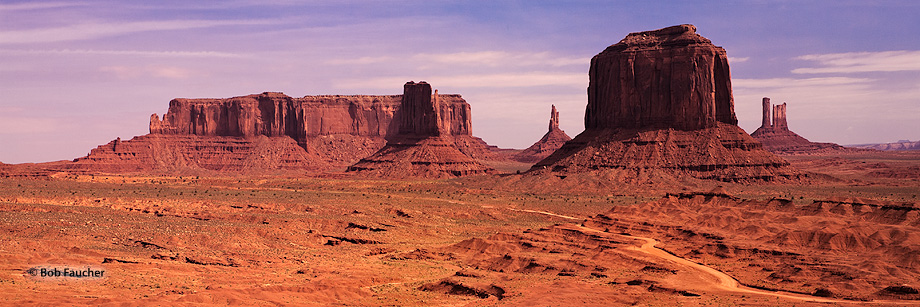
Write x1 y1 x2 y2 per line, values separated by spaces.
752 98 847 154
513 105 573 163
549 105 560 131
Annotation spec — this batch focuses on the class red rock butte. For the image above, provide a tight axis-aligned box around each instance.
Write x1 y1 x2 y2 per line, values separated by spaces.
534 24 800 182
585 24 736 131
751 97 849 154
68 87 498 173
347 82 495 178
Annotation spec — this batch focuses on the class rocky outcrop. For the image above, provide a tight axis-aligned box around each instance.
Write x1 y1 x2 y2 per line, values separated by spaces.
584 192 920 300
512 105 572 163
585 24 736 131
149 92 472 139
751 97 848 154
398 85 442 137
71 85 502 173
67 135 328 173
533 25 800 182
348 82 495 178
771 102 788 130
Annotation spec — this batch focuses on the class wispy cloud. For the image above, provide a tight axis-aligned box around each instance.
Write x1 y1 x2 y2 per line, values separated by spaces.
0 49 245 58
0 2 88 11
728 57 749 63
733 77 873 88
0 117 58 134
792 50 920 73
414 51 588 68
100 65 201 80
326 51 589 68
0 19 280 44
325 56 394 65
338 72 587 89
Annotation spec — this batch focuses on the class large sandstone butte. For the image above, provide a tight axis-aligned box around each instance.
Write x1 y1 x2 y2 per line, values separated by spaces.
534 24 799 182
751 97 848 154
70 89 499 173
512 105 572 163
347 82 495 178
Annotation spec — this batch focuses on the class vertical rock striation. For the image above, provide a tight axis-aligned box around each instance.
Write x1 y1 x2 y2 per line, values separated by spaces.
772 103 788 130
397 82 442 137
534 25 799 182
584 24 736 131
71 85 500 173
148 92 475 139
761 97 771 129
347 81 494 178
549 105 560 131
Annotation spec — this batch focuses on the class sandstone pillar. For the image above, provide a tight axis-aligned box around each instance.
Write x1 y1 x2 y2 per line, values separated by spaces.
761 97 771 129
549 105 560 132
773 103 788 130
398 81 441 137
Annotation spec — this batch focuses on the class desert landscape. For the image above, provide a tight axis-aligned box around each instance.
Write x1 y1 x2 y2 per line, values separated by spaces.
6 0 920 306
1 21 919 306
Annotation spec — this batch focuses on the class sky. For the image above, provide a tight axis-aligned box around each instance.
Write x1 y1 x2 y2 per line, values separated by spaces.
1 0 919 163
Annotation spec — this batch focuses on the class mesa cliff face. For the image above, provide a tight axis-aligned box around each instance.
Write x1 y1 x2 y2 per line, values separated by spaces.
585 24 736 131
347 82 495 178
513 105 572 163
751 97 848 154
149 92 472 139
534 25 799 182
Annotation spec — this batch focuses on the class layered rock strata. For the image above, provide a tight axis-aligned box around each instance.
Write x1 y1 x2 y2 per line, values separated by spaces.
584 24 736 131
348 82 495 177
751 97 847 154
68 135 327 173
513 105 572 163
533 24 799 182
149 92 472 139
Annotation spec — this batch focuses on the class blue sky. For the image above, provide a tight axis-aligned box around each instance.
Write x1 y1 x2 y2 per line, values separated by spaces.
1 0 919 163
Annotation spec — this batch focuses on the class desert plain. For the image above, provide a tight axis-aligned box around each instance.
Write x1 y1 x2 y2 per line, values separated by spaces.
0 149 918 306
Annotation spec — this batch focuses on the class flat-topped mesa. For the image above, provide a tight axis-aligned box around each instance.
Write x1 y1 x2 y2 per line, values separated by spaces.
71 82 500 173
534 25 800 182
586 24 736 131
149 92 472 139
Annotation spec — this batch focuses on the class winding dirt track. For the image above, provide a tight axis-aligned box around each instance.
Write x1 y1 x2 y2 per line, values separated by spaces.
516 208 920 305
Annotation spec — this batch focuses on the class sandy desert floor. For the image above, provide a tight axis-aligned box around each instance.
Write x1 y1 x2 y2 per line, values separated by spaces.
1 151 919 306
